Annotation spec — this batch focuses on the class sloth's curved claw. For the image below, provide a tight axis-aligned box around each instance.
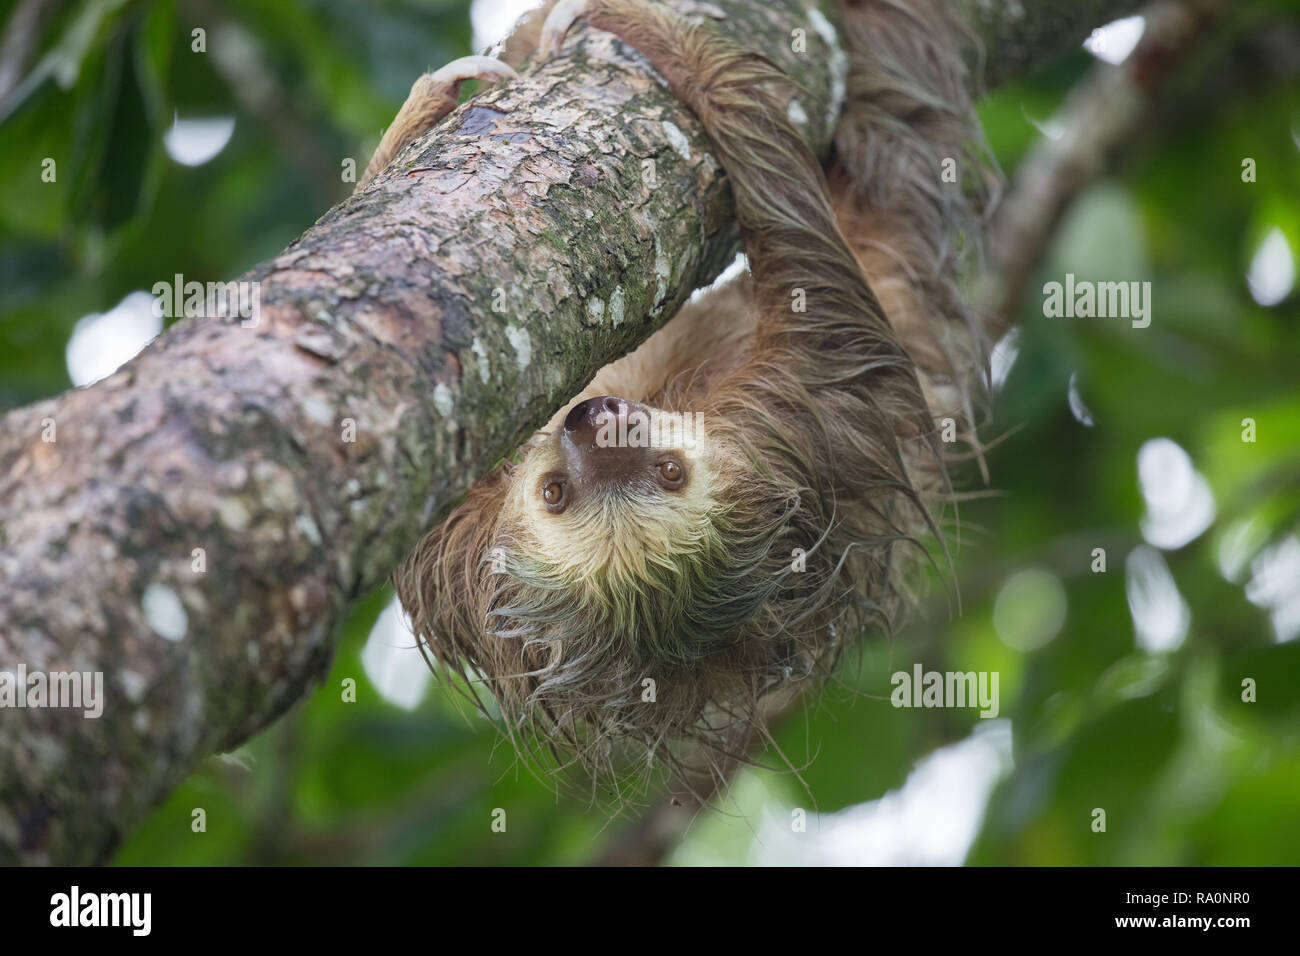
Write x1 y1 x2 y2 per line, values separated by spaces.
539 0 590 59
429 54 518 89
356 55 516 190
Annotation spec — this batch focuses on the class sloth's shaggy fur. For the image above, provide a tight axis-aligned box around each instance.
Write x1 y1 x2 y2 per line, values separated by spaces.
387 0 991 785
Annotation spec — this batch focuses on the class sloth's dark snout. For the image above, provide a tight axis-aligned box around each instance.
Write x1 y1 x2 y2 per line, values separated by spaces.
560 395 649 485
564 395 631 447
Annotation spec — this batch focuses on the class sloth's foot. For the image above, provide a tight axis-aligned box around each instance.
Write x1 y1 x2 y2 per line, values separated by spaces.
359 55 517 188
538 0 593 57
427 54 518 95
537 0 692 95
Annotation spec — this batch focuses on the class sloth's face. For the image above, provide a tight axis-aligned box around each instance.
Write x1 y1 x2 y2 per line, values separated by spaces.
503 396 720 585
457 389 837 744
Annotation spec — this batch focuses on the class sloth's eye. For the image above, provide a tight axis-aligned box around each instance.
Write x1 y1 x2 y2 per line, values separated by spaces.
657 459 684 488
541 480 568 513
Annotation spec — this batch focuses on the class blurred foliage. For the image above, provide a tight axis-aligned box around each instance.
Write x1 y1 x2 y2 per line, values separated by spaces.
1 0 1298 865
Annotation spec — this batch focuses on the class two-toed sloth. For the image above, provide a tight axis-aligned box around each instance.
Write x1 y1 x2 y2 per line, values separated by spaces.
360 0 990 783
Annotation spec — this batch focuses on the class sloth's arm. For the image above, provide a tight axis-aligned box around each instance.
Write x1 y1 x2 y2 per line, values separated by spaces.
540 0 932 435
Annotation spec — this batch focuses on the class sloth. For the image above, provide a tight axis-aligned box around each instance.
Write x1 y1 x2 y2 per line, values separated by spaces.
360 0 990 784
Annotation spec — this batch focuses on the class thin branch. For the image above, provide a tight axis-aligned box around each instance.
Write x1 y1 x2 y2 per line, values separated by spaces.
980 0 1228 341
957 0 1146 89
0 0 59 108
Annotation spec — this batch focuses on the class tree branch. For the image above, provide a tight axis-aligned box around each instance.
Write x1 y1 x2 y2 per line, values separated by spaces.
0 0 1165 864
0 0 841 866
980 0 1227 341
957 0 1146 89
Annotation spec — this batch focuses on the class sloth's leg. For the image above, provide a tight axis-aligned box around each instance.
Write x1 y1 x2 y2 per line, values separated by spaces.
357 55 517 190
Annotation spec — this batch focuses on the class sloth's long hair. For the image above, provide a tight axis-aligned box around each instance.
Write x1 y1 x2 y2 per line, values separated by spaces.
394 0 991 788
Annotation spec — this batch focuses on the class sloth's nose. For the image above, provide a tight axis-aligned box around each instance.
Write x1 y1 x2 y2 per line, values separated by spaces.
560 395 652 485
563 395 630 446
